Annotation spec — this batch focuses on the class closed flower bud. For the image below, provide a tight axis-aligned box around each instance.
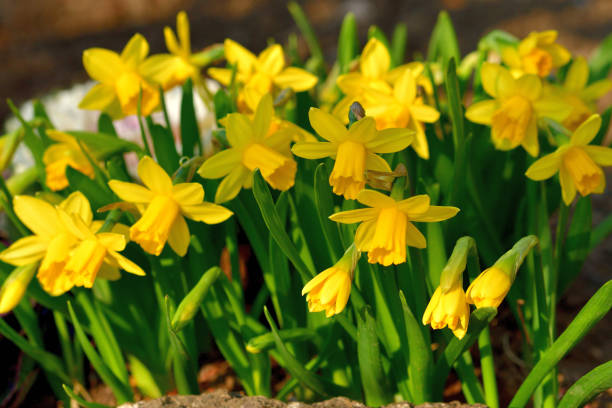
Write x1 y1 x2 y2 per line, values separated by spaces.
0 264 37 314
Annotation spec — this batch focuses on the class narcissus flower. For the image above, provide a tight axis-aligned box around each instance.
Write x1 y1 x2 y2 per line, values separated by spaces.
423 281 470 339
302 243 360 317
208 39 317 111
292 108 412 199
198 94 298 203
465 63 571 156
109 156 233 255
501 30 571 77
42 130 95 191
525 114 612 205
467 235 538 309
79 34 159 118
559 57 612 131
364 69 440 159
329 190 459 266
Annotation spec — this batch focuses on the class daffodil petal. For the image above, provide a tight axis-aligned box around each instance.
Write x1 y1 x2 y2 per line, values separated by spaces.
79 84 117 110
197 148 242 179
410 104 440 123
525 152 562 180
214 166 250 204
108 180 154 203
515 74 541 101
521 117 539 157
176 11 190 52
405 221 426 248
533 96 572 122
329 208 379 224
226 113 254 147
82 49 123 83
172 183 205 205
291 142 337 159
397 195 430 217
302 268 335 295
365 128 413 153
274 67 318 92
108 250 146 276
571 114 601 146
121 34 149 68
0 236 47 265
167 214 190 256
394 69 416 103
480 62 514 99
164 26 181 55
411 206 459 222
138 156 173 194
364 152 391 172
224 39 256 74
465 100 497 124
59 192 93 225
564 57 588 92
253 94 274 140
360 38 390 79
583 145 612 166
13 196 63 238
581 79 612 101
354 220 376 250
348 117 376 143
181 202 233 224
257 44 285 76
356 189 395 208
309 108 348 142
208 67 233 86
97 232 126 252
559 165 576 205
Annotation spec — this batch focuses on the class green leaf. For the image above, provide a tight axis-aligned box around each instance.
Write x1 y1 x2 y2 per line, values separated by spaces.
590 211 612 251
246 328 317 353
213 89 235 124
164 296 199 394
592 106 611 146
589 32 612 81
390 23 408 67
314 163 344 261
67 301 133 403
367 25 390 50
357 305 392 406
64 131 142 157
559 196 591 294
287 1 325 76
65 167 114 210
180 78 200 157
172 266 222 332
510 280 612 408
558 360 612 408
427 11 460 64
146 117 180 174
444 58 467 207
7 99 46 184
478 30 518 54
62 384 111 408
252 171 314 282
337 13 358 74
97 114 117 136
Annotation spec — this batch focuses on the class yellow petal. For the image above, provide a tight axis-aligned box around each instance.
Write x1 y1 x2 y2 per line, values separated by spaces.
465 100 497 124
138 156 173 194
302 268 335 295
97 232 126 252
525 152 562 180
515 75 542 101
82 49 122 83
521 117 539 157
397 195 430 217
583 145 612 166
59 192 93 225
291 142 337 159
348 117 377 143
79 84 117 111
331 95 355 125
329 208 379 224
197 148 242 179
13 196 63 238
214 166 250 203
410 104 440 123
360 38 390 79
354 220 376 250
533 95 572 122
409 117 429 159
176 11 190 52
365 128 413 153
164 26 181 55
309 108 348 142
364 152 391 172
224 39 256 74
0 236 47 265
274 67 318 92
108 180 154 203
564 56 588 92
356 189 395 208
394 69 416 103
405 221 426 248
257 44 285 76
172 183 204 205
581 79 612 101
480 63 514 99
571 114 601 146
121 34 149 68
225 113 254 147
253 94 274 140
107 251 146 276
337 72 365 94
411 206 459 222
541 43 571 67
167 214 190 256
501 47 522 69
207 67 233 86
181 202 233 224
559 165 576 205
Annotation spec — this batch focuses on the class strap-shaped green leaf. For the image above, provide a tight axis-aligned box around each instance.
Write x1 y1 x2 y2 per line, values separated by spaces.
180 78 200 157
314 163 344 261
427 11 460 64
247 328 317 353
146 117 180 174
62 384 111 408
337 13 357 74
558 360 612 408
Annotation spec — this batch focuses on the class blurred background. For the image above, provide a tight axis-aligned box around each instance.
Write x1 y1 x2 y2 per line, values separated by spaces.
1 0 612 125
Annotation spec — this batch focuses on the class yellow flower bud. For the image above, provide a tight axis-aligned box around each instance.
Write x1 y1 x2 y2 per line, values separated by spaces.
423 282 470 339
0 264 37 314
466 266 512 309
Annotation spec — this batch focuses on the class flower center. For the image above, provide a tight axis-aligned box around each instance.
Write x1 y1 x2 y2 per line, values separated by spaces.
563 147 602 196
368 207 407 266
242 143 296 191
329 141 367 199
131 195 180 255
523 48 553 77
491 95 532 148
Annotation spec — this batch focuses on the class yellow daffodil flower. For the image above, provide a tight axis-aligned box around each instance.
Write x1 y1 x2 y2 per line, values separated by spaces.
363 69 440 159
525 114 612 205
79 34 159 118
198 94 298 203
42 130 95 191
109 156 233 256
329 190 459 266
302 243 360 317
141 11 206 90
560 57 612 131
292 108 412 199
208 39 318 112
467 235 537 309
423 281 470 339
0 193 144 296
465 63 571 156
501 30 571 77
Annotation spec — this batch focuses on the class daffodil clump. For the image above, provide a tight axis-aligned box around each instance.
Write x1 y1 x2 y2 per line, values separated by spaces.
1 7 612 408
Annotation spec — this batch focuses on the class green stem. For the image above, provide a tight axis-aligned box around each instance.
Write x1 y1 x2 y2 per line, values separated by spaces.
478 327 499 408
